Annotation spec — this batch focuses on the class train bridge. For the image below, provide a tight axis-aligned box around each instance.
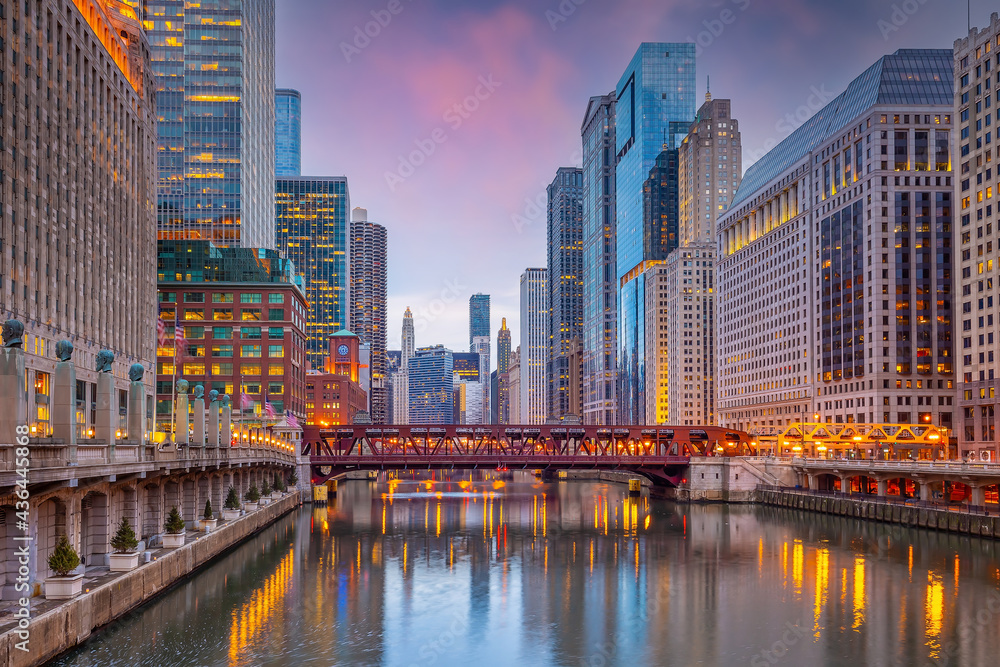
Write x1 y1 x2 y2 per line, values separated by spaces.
302 424 753 487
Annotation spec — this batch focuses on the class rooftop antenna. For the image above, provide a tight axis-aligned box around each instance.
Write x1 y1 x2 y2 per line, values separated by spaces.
706 75 712 103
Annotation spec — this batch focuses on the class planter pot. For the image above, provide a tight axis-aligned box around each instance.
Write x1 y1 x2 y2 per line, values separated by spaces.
45 574 84 600
162 532 186 548
199 518 218 532
244 502 259 511
270 492 281 500
259 497 270 506
221 509 241 521
109 552 140 572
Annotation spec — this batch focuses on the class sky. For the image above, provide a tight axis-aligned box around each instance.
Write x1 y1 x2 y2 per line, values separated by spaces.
276 0 990 361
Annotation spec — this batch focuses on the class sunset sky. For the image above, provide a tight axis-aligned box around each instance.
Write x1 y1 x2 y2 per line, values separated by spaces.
276 0 988 359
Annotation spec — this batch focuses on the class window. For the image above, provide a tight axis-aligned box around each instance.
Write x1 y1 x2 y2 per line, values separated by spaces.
158 292 176 303
242 309 262 321
213 327 232 339
211 363 233 375
267 382 284 395
211 345 233 358
241 365 261 377
241 327 262 340
184 326 205 340
184 309 204 321
268 293 284 304
269 327 284 339
213 309 233 320
268 308 284 321
242 345 262 358
269 345 284 358
157 362 175 376
269 364 284 376
212 292 234 303
183 292 205 303
240 293 262 304
182 363 205 376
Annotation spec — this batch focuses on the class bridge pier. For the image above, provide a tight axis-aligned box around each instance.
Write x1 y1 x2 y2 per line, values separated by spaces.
970 483 987 507
876 478 888 497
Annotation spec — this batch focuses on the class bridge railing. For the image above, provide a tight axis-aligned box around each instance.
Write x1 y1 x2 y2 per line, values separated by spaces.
756 484 1000 516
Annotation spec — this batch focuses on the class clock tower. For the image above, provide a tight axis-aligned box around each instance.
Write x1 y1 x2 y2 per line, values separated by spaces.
326 330 363 383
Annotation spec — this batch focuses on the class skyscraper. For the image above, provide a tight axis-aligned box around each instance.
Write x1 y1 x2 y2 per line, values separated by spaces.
717 49 955 443
0 0 157 439
350 208 388 422
409 346 454 423
402 307 416 367
275 89 302 177
507 347 523 424
469 294 491 350
472 335 491 422
520 268 549 424
276 177 350 370
547 168 585 422
150 1 277 249
581 93 618 426
615 43 697 423
954 18 1000 461
392 308 415 423
497 318 512 423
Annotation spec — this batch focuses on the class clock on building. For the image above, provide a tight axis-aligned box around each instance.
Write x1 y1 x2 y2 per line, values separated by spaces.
338 344 349 356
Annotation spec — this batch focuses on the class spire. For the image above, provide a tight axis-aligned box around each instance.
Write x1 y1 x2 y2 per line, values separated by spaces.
705 75 711 103
501 317 507 330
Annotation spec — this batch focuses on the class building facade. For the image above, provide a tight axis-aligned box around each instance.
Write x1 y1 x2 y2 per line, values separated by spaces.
547 168 585 422
409 345 454 423
472 335 491 422
506 347 522 424
155 241 308 434
0 0 157 438
581 93 619 425
275 176 350 370
469 294 490 350
615 43 696 423
149 0 276 249
717 49 956 442
497 318 512 423
392 308 415 423
954 16 1000 461
275 88 302 177
520 268 548 424
644 244 715 425
349 207 388 422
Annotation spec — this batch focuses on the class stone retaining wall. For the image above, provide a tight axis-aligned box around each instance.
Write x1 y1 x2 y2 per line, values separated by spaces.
755 490 1000 539
0 492 300 667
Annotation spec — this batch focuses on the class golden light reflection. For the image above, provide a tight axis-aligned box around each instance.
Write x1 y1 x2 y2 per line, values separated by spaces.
758 538 764 578
925 572 944 659
954 555 960 594
813 548 829 638
781 542 788 585
228 549 293 665
792 540 804 596
908 545 913 583
436 502 441 537
852 556 866 631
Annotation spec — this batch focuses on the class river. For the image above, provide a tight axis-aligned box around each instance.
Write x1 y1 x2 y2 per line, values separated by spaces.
51 471 1000 666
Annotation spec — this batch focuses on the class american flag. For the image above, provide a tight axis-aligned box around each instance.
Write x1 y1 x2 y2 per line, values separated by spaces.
264 400 276 419
286 413 300 429
157 318 167 348
240 391 252 410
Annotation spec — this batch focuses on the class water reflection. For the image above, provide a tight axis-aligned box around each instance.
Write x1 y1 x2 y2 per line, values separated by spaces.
54 472 1000 667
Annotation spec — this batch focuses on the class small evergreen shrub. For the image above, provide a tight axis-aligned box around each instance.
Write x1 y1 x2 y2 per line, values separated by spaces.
48 535 81 577
110 516 139 553
165 506 185 534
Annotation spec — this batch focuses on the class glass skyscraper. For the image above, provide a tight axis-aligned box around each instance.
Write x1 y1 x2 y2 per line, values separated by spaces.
469 294 491 350
409 346 455 423
275 177 350 370
275 89 301 177
147 0 277 249
615 43 696 423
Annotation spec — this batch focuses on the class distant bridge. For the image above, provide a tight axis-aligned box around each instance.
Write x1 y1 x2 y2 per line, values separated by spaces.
302 424 753 487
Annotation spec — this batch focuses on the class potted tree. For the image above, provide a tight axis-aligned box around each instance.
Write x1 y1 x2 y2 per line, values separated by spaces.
109 516 140 572
260 479 272 505
272 474 284 498
287 470 298 491
200 499 217 532
162 506 186 548
222 486 242 520
244 485 260 511
45 534 83 599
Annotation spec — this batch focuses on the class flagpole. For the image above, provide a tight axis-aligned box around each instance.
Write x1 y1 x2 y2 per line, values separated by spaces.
170 308 178 444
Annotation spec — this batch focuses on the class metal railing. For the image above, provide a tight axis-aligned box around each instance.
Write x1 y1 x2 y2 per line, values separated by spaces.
790 456 1000 474
755 484 1000 517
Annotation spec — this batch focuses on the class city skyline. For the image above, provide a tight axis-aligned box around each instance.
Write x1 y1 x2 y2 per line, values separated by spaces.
276 0 984 354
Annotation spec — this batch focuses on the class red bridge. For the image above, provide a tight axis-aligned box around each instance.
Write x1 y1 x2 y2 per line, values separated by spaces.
302 424 753 487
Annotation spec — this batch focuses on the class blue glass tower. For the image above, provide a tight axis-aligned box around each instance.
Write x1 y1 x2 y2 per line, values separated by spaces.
409 346 455 423
275 89 301 177
615 43 696 423
469 294 490 351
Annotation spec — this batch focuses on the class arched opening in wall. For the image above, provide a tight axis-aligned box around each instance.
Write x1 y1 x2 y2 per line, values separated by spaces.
164 481 180 525
118 486 139 539
143 485 161 539
0 506 20 599
197 477 210 518
37 497 68 578
211 476 223 515
182 479 197 524
80 491 109 568
222 472 233 501
814 473 840 491
886 478 917 498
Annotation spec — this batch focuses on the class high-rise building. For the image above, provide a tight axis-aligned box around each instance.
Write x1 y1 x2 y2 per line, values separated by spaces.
644 244 715 425
453 376 484 425
615 43 696 423
717 49 955 444
409 346 454 423
350 208 388 422
520 268 549 424
490 370 500 424
642 141 683 260
150 1 276 249
275 89 302 177
581 93 619 425
469 294 491 351
402 307 416 367
472 335 491 422
0 0 157 438
392 307 415 423
954 16 1000 461
275 177 350 370
547 168 585 422
507 347 522 424
386 350 401 424
497 318 512 423
679 93 743 245
453 353 481 382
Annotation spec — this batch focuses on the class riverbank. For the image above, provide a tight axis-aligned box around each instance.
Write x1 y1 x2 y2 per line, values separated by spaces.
0 492 301 667
756 488 1000 539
